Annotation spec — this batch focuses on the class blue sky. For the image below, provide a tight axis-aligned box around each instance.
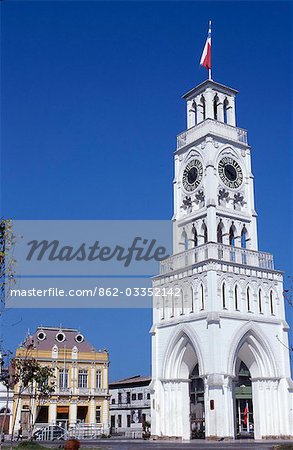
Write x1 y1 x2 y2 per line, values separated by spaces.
1 1 292 379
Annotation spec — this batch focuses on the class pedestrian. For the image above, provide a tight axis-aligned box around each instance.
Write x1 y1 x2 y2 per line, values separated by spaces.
17 426 23 441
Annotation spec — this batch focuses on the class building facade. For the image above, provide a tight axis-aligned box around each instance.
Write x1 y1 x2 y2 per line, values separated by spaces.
0 353 14 436
110 375 151 437
151 79 293 440
13 327 110 437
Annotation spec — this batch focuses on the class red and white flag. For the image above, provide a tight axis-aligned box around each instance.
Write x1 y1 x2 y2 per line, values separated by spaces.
200 21 212 72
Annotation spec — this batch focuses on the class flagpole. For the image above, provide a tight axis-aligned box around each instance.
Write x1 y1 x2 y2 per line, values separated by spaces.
209 20 212 80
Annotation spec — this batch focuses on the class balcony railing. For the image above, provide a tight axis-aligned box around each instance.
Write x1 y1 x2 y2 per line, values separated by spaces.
160 243 274 275
177 119 248 149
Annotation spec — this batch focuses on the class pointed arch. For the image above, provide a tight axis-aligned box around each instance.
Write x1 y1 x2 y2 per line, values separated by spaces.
201 222 208 244
229 223 236 246
246 286 251 311
217 220 224 244
227 322 278 378
163 324 205 379
213 94 219 120
190 285 194 313
222 282 227 309
181 229 188 251
223 97 229 124
241 225 248 249
258 288 263 314
270 290 274 315
192 223 198 247
180 289 184 315
200 95 206 121
234 284 239 310
200 283 205 310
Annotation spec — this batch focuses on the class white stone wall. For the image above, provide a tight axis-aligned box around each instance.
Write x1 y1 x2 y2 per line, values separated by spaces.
151 80 293 440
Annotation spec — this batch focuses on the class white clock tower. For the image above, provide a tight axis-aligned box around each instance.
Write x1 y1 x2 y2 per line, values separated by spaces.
151 79 293 440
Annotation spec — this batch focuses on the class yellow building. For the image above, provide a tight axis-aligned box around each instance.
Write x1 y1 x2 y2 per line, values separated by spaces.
13 327 110 438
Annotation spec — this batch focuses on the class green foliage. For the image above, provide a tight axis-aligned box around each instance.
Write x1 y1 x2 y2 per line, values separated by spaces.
11 356 55 397
0 218 16 309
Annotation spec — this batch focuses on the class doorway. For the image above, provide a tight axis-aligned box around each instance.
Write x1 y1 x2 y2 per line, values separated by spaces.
189 364 205 439
234 360 254 438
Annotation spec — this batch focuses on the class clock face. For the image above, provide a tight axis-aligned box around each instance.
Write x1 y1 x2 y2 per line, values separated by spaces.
182 159 203 192
218 157 243 189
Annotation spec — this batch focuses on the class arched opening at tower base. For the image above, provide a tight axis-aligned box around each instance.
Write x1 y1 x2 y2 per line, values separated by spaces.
234 360 254 439
229 326 280 440
190 364 205 439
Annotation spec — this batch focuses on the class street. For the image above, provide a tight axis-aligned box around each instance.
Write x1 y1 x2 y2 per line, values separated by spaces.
40 438 293 450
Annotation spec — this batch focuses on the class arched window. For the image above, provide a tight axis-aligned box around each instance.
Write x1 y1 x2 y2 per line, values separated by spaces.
171 294 175 318
192 100 197 126
222 283 226 309
181 230 188 251
223 98 229 123
192 224 198 247
202 223 208 244
200 284 205 310
213 95 219 120
247 287 250 311
234 285 239 310
190 286 194 313
200 95 206 121
217 222 224 243
229 225 236 246
180 290 184 315
258 289 262 313
270 291 274 315
241 226 247 249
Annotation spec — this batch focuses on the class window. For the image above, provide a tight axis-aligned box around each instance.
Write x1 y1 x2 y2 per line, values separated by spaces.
138 393 143 400
111 399 115 405
200 95 206 121
111 415 115 428
222 283 226 309
192 100 197 126
171 294 175 318
229 225 235 246
247 287 250 311
78 370 88 388
127 415 131 428
270 291 274 315
96 370 102 389
59 369 68 389
126 392 130 404
213 95 218 120
217 222 223 244
192 224 198 247
259 289 262 313
118 415 122 428
182 230 188 251
161 296 165 320
147 393 150 400
118 393 122 403
96 406 101 423
190 286 194 313
180 290 184 315
132 393 136 401
241 226 247 249
200 284 205 310
223 98 229 124
203 223 208 244
234 285 239 310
